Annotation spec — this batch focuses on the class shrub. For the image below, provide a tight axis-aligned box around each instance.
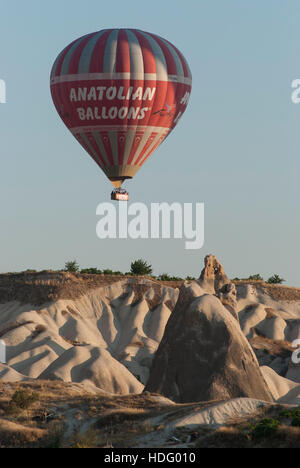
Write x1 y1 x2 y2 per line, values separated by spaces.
158 273 183 281
69 429 99 448
248 274 264 281
291 416 300 427
103 269 114 275
280 408 300 427
158 273 172 281
8 389 39 413
251 418 279 439
65 260 80 273
80 268 102 274
266 274 285 284
130 259 152 276
232 275 264 282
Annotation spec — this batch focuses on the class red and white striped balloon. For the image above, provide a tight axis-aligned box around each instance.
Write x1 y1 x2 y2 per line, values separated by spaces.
50 28 192 188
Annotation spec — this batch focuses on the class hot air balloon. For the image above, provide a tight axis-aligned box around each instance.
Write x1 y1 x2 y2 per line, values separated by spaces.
50 28 192 200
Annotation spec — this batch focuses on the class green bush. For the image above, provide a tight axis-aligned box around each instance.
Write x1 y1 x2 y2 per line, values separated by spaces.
103 269 114 275
232 274 265 281
130 259 152 276
248 274 264 281
266 274 285 284
291 416 300 427
158 273 172 281
158 273 183 281
280 408 300 427
279 408 300 419
65 260 80 273
8 389 39 412
251 418 279 439
80 268 102 274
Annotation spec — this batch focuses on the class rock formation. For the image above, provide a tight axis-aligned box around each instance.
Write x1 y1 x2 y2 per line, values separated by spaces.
38 345 144 394
0 277 178 393
145 279 273 403
199 254 231 294
0 257 300 405
199 254 238 320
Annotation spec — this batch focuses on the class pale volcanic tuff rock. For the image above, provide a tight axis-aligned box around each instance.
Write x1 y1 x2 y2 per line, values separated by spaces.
199 254 238 321
1 258 300 405
0 276 179 393
199 254 231 294
145 283 273 403
38 345 144 395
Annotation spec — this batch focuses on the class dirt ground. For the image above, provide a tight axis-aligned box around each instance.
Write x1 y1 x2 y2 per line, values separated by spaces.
1 381 300 448
0 271 299 307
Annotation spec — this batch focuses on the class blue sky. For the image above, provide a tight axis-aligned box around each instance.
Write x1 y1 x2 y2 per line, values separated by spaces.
0 0 299 284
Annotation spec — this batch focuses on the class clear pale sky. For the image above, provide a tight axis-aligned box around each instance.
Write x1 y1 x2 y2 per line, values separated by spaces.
0 0 299 284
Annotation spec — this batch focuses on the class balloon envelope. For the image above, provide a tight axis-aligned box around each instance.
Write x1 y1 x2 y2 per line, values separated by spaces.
50 28 192 188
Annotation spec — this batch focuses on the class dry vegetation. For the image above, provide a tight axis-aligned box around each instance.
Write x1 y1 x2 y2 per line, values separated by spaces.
249 335 297 359
0 381 174 448
0 271 181 307
0 381 300 448
1 272 300 448
0 272 127 306
234 280 300 302
192 405 300 448
0 271 299 308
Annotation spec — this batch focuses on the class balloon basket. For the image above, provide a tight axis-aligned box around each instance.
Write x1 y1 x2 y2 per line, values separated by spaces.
111 189 129 201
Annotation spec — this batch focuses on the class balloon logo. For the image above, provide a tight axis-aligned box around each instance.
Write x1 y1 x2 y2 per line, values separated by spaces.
50 28 192 196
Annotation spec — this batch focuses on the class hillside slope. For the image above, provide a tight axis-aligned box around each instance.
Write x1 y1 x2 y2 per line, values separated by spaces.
0 263 300 402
